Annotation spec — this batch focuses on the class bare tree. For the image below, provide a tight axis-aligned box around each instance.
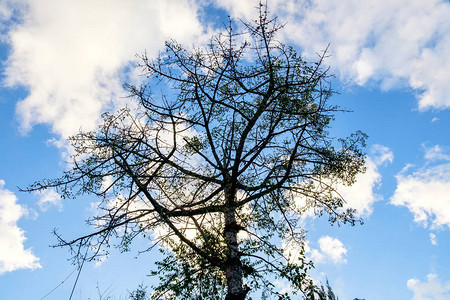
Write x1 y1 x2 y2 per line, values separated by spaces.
26 4 366 300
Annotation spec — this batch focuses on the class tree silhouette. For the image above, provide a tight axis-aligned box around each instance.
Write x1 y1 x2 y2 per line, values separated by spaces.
305 279 365 300
26 4 366 299
316 279 338 300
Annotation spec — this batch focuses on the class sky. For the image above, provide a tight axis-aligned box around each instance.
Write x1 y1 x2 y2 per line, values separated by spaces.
0 0 450 299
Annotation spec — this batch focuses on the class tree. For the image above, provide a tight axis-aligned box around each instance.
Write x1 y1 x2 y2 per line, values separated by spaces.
129 284 150 300
26 4 366 299
315 279 338 300
308 279 365 300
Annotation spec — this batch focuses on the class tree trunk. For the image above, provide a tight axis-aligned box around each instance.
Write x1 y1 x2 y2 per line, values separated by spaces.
223 197 248 300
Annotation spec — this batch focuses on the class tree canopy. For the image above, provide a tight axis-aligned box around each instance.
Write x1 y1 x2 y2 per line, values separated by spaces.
27 5 366 299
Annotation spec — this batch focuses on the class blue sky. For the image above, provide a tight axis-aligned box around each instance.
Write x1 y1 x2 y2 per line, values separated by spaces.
1 0 450 299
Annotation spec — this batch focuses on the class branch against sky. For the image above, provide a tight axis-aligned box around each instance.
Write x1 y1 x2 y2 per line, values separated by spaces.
2 0 450 144
216 0 450 110
23 4 367 299
1 1 448 299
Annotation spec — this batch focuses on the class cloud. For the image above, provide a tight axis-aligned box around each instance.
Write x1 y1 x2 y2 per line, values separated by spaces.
293 145 392 219
337 145 393 217
407 274 450 300
35 189 62 212
391 163 450 229
0 179 41 274
4 0 449 143
0 0 21 39
310 236 348 265
0 1 12 22
370 144 395 166
429 233 438 246
273 279 294 295
213 0 256 20
391 145 450 229
283 235 347 266
3 0 205 138
424 145 450 162
216 0 450 110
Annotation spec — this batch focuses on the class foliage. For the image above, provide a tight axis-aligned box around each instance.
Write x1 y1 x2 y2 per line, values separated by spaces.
303 279 365 300
129 284 149 300
314 280 338 300
26 4 366 299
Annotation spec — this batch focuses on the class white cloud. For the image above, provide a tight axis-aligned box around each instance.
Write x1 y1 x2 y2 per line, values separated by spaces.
391 145 450 229
0 179 41 274
310 236 347 265
0 0 22 39
0 1 12 21
3 0 450 144
273 279 294 295
391 145 450 228
336 157 381 217
213 0 256 20
35 189 62 212
370 144 394 166
283 236 347 266
293 145 392 219
216 0 450 110
424 145 450 162
391 163 450 229
337 145 393 217
3 0 205 138
429 233 438 246
4 0 449 143
407 274 450 300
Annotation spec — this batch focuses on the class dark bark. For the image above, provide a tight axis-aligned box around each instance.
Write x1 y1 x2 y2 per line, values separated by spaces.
223 202 248 300
221 185 248 299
